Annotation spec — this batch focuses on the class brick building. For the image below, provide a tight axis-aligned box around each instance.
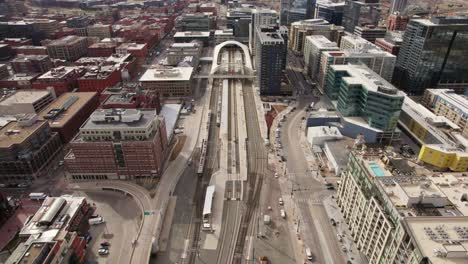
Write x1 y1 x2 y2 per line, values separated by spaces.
87 42 116 57
65 108 168 181
387 13 409 31
0 73 40 89
0 89 55 115
116 42 148 64
46 35 89 61
100 82 161 110
78 65 122 94
13 45 48 56
0 114 62 184
139 67 194 98
0 38 32 47
11 55 53 74
33 66 85 96
39 92 99 143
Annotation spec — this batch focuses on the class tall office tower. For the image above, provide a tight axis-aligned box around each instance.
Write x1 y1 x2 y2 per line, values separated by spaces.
315 0 345 25
280 0 316 26
249 9 278 54
288 19 344 55
394 16 468 95
303 35 339 79
342 0 381 33
390 0 407 13
255 26 288 95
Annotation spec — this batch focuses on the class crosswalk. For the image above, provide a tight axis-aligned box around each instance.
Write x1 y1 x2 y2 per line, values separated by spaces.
294 196 323 205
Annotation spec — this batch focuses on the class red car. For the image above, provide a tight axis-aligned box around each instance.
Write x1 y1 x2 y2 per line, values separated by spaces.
259 256 269 264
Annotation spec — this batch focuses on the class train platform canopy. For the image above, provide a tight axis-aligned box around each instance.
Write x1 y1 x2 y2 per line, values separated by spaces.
160 104 182 141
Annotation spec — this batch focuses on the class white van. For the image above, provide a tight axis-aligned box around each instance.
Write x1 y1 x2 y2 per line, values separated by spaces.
89 216 105 225
280 209 286 219
305 247 313 260
29 193 47 200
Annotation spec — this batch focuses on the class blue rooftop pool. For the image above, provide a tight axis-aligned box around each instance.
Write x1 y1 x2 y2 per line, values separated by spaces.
368 162 385 177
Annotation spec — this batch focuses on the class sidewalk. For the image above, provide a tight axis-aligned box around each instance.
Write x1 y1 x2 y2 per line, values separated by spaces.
322 196 366 264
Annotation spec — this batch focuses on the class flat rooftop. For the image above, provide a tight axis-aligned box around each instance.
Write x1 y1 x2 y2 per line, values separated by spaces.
39 92 97 128
139 67 193 82
330 64 405 97
82 109 157 130
174 31 210 37
405 217 468 264
47 35 86 46
11 55 49 62
38 67 77 80
118 42 146 50
306 35 338 48
427 89 468 115
0 117 46 149
2 73 40 81
0 90 51 105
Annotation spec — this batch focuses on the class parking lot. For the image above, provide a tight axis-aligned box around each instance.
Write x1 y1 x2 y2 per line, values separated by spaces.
71 190 141 264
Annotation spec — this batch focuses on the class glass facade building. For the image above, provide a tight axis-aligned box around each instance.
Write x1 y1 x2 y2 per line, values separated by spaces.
325 64 405 131
280 0 315 25
394 16 468 95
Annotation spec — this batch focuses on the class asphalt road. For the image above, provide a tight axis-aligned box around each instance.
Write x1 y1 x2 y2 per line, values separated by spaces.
281 97 345 264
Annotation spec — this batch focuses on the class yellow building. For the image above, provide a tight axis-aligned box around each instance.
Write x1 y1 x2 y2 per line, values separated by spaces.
418 144 468 172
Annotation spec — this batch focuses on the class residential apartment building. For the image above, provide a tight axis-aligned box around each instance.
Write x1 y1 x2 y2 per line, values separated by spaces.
422 89 468 138
303 35 339 79
46 35 89 61
65 108 168 181
399 97 468 172
325 64 405 132
39 92 99 143
0 89 55 115
342 0 381 33
255 26 288 95
10 55 53 74
288 19 344 55
5 195 93 264
318 48 396 91
0 114 62 184
338 146 468 264
394 16 468 95
339 34 376 50
139 67 194 98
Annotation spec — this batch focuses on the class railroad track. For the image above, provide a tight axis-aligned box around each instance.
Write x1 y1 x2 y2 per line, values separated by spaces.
232 79 267 263
186 78 221 264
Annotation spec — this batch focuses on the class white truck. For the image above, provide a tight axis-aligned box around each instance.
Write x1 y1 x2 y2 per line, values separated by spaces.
29 193 47 200
89 216 105 225
263 214 271 225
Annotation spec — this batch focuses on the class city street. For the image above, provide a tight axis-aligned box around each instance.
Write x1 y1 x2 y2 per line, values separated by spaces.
280 96 346 264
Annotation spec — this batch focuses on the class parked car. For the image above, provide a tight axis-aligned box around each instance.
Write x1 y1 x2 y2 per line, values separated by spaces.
98 248 109 255
100 241 111 247
17 182 31 188
278 197 284 205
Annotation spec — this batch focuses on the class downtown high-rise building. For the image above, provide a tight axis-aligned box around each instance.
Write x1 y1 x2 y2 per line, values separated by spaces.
249 8 278 54
342 0 381 33
280 0 316 26
255 26 288 95
394 16 468 95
